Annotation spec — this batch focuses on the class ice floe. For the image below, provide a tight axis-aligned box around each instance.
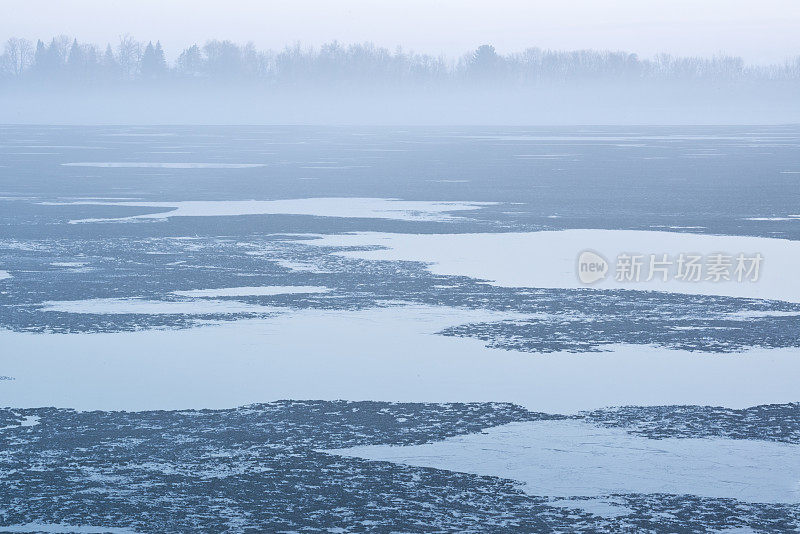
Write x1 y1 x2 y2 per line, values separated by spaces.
50 262 89 268
271 259 331 273
744 216 800 221
2 305 798 412
547 498 633 518
306 229 800 303
172 286 329 298
0 270 11 280
325 419 800 503
40 298 279 315
728 310 800 319
0 415 39 431
43 198 494 224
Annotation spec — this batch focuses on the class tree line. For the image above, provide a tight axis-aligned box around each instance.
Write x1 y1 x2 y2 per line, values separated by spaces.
2 36 799 87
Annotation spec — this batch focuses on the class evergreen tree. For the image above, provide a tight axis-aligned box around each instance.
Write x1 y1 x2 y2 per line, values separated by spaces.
141 40 168 79
154 41 167 71
66 39 85 79
468 44 504 80
176 44 204 77
101 44 119 81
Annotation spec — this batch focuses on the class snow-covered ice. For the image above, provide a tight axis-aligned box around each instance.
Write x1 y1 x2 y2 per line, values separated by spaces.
547 498 633 518
0 415 39 431
2 305 799 412
325 419 800 503
171 286 329 298
271 259 330 273
42 197 495 224
50 262 89 268
306 229 800 302
40 298 279 315
744 216 800 221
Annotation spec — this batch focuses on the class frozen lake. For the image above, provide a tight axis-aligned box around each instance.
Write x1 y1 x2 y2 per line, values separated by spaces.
1 126 799 532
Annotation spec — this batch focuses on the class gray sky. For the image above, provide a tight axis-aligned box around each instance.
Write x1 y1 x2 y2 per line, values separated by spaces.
3 0 798 63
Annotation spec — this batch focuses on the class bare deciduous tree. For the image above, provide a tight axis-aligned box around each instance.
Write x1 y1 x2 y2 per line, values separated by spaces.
2 37 34 78
116 34 142 80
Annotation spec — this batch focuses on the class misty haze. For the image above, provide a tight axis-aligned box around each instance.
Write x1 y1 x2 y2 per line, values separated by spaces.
2 3 800 534
2 36 800 123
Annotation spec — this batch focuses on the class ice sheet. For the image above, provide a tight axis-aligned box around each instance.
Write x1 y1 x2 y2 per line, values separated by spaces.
43 198 494 224
306 230 800 302
40 298 279 315
2 305 798 412
171 286 329 297
325 419 800 503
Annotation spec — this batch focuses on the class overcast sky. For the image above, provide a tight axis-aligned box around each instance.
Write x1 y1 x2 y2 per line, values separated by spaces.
3 0 798 63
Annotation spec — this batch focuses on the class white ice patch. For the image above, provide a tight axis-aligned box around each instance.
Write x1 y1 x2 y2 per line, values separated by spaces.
744 216 800 221
43 198 494 224
0 270 10 280
325 420 800 504
50 262 89 268
0 415 39 431
61 162 265 168
49 261 93 272
728 310 800 319
2 305 799 412
306 229 800 303
548 498 633 518
271 259 331 273
172 286 329 298
19 415 39 427
40 298 279 315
